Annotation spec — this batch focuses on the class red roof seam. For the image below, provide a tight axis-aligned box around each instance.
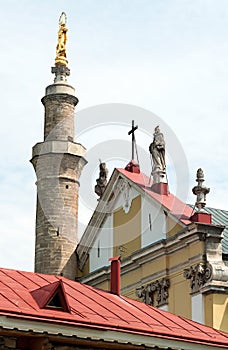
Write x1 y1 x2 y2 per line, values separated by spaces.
0 311 228 347
179 316 228 340
121 297 182 332
0 279 37 312
60 280 113 322
16 270 43 288
0 292 19 309
63 279 131 323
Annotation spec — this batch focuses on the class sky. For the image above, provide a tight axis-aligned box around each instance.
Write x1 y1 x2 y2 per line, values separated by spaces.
0 0 227 272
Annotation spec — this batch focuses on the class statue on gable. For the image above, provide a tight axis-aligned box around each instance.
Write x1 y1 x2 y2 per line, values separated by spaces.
95 161 109 198
149 126 166 172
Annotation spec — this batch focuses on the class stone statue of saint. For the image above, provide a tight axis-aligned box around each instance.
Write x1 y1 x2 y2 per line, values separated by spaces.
95 162 109 197
149 126 166 172
55 12 68 65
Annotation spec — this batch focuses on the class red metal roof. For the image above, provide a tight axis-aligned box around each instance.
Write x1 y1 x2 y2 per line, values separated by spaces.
117 168 193 225
0 267 227 347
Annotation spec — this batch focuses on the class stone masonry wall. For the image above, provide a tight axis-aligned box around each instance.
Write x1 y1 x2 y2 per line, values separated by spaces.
32 89 86 280
33 151 85 280
42 94 78 142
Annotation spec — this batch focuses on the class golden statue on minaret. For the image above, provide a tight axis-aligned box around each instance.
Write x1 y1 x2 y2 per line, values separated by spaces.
55 12 68 66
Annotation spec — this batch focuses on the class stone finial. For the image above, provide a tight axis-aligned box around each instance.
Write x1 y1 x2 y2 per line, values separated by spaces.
95 161 108 198
192 168 210 211
51 65 70 83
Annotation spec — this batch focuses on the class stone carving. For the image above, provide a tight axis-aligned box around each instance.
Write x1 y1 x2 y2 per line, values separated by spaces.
51 64 70 82
55 12 68 66
149 126 166 184
95 161 108 198
155 278 170 306
184 263 213 293
192 168 210 211
136 278 170 307
149 126 166 172
136 285 154 306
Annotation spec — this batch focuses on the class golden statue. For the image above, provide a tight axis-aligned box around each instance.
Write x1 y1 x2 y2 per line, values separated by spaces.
55 12 68 66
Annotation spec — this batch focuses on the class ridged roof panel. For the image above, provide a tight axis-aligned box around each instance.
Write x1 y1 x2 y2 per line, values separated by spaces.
0 268 227 347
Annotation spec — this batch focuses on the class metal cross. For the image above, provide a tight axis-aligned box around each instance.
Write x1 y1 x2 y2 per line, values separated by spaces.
128 120 138 161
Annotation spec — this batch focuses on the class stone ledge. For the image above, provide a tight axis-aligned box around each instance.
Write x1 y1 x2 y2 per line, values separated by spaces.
45 82 75 96
32 140 86 159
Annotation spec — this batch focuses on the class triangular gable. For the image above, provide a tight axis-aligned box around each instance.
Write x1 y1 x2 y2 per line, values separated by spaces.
117 168 193 225
77 167 193 271
76 168 193 271
30 280 70 312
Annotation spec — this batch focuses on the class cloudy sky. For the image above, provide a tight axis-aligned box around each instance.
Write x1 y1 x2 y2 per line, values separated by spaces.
0 0 227 272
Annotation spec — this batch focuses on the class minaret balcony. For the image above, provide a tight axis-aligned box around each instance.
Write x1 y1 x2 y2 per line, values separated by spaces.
32 140 86 159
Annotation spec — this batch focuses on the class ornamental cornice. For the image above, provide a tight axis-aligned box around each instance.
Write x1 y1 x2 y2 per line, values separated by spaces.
184 261 228 294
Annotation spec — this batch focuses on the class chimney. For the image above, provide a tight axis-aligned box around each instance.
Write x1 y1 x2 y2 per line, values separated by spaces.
109 256 121 295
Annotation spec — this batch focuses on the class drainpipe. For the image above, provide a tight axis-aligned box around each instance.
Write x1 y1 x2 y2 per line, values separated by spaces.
109 256 121 295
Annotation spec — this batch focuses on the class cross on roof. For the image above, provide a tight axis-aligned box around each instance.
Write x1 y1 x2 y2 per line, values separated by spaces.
128 120 138 161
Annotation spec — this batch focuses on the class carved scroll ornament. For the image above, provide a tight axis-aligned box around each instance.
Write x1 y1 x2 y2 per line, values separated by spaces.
184 262 212 293
136 278 170 307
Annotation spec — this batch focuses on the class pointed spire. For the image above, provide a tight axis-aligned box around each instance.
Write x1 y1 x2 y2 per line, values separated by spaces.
192 168 210 211
51 12 70 83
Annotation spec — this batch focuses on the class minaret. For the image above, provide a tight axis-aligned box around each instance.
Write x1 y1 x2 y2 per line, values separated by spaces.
31 13 87 279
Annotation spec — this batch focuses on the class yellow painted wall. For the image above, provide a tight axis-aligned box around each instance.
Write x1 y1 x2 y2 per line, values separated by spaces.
205 293 228 332
142 256 167 277
124 289 138 300
113 195 141 259
204 294 213 327
168 241 204 269
168 272 191 319
166 217 183 238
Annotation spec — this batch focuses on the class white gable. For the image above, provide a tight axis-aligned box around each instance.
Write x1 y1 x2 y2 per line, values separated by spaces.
89 214 113 273
141 195 166 249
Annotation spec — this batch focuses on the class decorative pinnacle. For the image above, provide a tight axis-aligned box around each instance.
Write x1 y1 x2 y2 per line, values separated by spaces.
192 168 210 211
52 12 70 83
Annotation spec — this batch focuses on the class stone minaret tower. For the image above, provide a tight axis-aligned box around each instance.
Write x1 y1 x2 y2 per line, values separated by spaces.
31 13 86 280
